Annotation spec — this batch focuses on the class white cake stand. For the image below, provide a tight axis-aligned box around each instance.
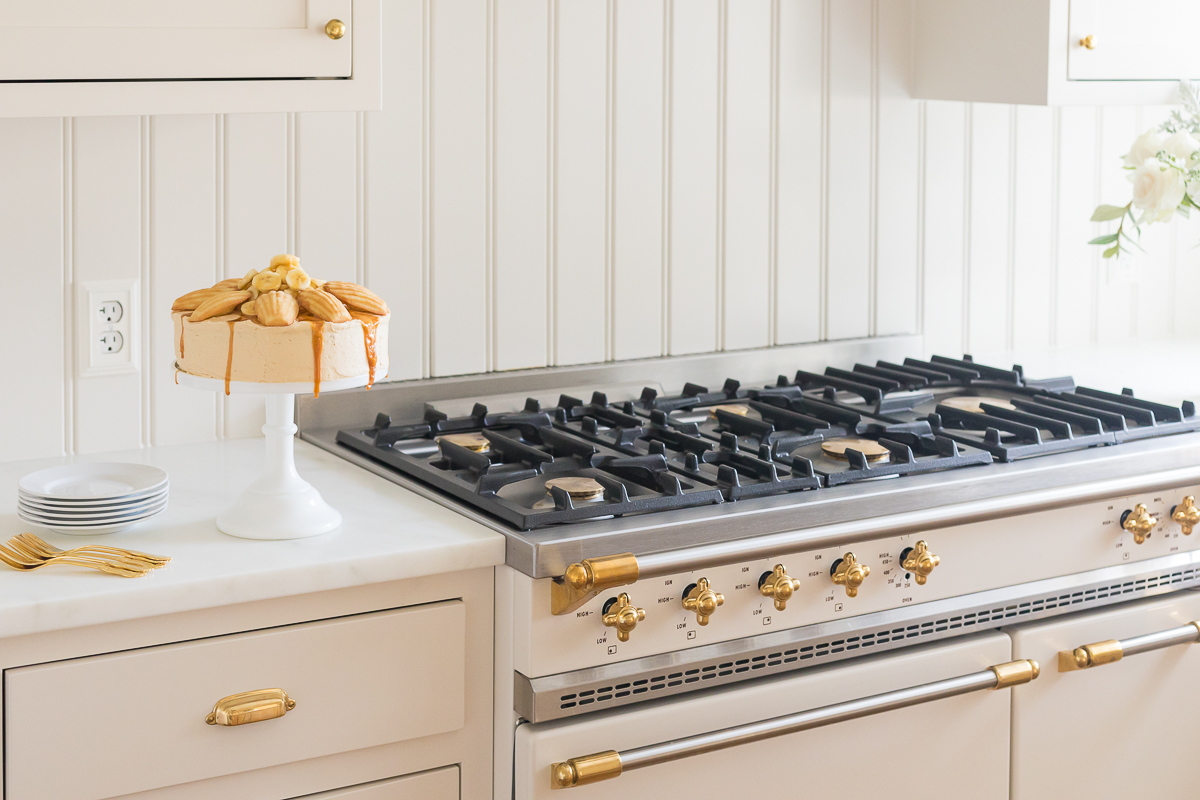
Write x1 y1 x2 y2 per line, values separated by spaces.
176 366 368 540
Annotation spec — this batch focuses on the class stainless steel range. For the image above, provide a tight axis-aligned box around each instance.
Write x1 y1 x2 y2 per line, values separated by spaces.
299 337 1200 799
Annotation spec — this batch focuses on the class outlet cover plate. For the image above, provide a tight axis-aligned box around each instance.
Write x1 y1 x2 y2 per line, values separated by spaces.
77 279 140 378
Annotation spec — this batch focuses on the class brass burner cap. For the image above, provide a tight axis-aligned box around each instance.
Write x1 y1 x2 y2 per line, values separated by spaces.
545 476 606 501
438 432 491 452
940 395 1016 414
709 404 751 418
821 438 892 463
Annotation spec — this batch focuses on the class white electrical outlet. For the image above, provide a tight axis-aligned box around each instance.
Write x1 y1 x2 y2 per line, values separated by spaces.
77 279 139 377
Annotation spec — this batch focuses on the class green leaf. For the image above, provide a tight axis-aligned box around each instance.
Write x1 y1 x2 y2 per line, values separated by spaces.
1179 204 1191 219
1088 233 1120 245
1103 245 1120 258
1091 204 1129 221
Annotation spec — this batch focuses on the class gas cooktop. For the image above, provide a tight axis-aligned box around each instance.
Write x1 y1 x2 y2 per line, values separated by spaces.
332 352 1200 530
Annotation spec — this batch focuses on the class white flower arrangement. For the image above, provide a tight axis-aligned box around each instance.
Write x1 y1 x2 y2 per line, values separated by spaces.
1091 80 1200 257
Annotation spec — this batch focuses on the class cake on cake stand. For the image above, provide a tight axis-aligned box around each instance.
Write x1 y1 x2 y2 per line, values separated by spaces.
176 369 367 539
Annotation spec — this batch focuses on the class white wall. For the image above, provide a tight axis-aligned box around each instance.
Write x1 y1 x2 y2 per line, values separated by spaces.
3 0 1197 462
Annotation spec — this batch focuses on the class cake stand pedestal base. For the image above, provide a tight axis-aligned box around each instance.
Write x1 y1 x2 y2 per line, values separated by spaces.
175 366 368 540
217 394 341 540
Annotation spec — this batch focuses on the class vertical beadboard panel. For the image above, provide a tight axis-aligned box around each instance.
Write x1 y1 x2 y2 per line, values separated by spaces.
874 0 918 337
1133 105 1178 341
824 0 873 340
1055 107 1098 347
921 101 967 356
149 116 218 447
722 0 773 351
1174 215 1200 337
73 116 143 454
553 0 609 366
611 0 666 361
0 119 64 460
1094 106 1137 343
428 0 490 376
965 103 1011 354
295 112 358 280
493 0 550 371
223 113 287 439
1011 105 1054 351
363 0 425 383
667 0 720 356
774 0 823 345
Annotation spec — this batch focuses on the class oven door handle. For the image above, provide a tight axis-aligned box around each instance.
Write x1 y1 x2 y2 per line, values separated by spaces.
548 658 1040 789
1058 620 1200 672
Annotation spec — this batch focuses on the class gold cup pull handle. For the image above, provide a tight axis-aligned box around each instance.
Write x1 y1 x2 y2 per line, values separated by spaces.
205 688 296 726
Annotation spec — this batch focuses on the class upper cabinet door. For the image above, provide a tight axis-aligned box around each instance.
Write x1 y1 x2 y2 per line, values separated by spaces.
0 0 351 81
0 0 378 116
1068 0 1200 80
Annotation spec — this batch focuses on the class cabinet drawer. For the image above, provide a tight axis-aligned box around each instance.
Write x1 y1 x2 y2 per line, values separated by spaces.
294 766 458 799
1068 0 1200 80
5 601 465 800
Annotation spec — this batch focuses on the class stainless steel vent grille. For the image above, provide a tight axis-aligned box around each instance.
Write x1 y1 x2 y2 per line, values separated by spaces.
515 555 1200 723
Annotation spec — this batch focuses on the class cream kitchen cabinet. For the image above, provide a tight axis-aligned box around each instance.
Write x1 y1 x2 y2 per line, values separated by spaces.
0 0 380 117
914 0 1197 105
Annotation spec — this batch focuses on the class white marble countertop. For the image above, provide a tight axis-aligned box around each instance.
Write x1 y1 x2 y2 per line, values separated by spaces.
0 438 505 639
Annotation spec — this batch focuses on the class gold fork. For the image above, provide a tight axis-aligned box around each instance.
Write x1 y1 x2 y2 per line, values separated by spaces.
0 542 149 578
5 537 152 572
15 533 170 568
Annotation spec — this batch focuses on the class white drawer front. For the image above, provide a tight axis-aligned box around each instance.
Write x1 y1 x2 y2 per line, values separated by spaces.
5 601 465 800
1008 591 1200 800
0 0 351 81
517 632 1012 800
1068 0 1200 80
293 766 459 799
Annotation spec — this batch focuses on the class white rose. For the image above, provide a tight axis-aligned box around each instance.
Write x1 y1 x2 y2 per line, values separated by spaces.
1124 128 1165 169
1129 157 1186 223
1163 131 1200 168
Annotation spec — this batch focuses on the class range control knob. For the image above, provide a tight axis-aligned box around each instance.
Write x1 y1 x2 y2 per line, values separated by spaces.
1121 503 1158 544
831 552 870 598
759 564 802 611
601 593 645 642
1172 496 1200 535
900 540 941 585
682 578 724 626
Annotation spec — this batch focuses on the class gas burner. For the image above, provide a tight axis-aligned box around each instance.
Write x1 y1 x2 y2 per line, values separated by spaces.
336 408 724 528
821 437 891 463
937 396 1017 414
782 428 992 486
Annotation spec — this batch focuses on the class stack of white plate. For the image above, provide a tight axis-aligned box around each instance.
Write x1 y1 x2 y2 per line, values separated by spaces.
18 464 169 535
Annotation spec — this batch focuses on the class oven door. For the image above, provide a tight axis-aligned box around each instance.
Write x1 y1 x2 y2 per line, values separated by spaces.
515 632 1018 799
1007 589 1200 799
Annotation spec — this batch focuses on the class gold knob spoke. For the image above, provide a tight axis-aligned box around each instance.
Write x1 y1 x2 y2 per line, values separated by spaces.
1173 496 1200 535
1122 504 1158 545
602 593 646 642
900 540 941 586
683 577 724 626
831 552 870 598
759 564 802 611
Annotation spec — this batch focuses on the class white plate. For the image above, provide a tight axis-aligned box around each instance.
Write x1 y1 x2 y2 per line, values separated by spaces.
18 489 169 513
17 514 162 535
18 497 168 523
18 504 165 528
19 463 168 502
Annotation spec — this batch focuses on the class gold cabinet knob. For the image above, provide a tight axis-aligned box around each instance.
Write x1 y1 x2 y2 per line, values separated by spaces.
1122 503 1158 544
602 593 645 642
1080 34 1096 49
682 577 724 626
205 688 296 726
900 540 941 585
1173 495 1200 535
759 564 802 611
831 552 870 598
325 19 346 40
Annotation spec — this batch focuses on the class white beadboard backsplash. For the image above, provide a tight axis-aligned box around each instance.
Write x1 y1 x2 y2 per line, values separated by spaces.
3 0 1199 462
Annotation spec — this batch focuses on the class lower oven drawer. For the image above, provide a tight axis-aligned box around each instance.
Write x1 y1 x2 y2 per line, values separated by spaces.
516 632 1016 799
1007 589 1200 800
294 765 460 799
4 602 465 800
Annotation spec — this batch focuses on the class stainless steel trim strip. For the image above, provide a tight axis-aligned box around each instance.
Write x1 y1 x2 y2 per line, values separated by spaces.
1120 623 1200 656
516 550 1200 722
